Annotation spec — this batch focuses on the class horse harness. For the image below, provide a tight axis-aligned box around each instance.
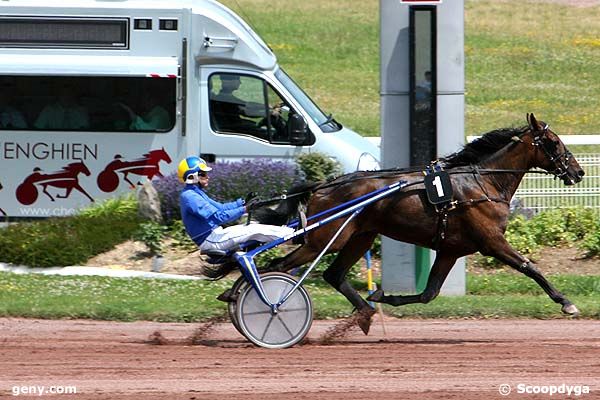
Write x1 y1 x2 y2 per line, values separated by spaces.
254 124 573 250
429 124 574 249
429 164 512 250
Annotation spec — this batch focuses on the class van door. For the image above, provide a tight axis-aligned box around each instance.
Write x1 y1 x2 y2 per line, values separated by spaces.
198 68 313 163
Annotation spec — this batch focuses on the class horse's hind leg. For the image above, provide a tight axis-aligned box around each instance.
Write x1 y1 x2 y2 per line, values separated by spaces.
322 232 377 335
482 237 579 315
265 244 320 273
368 252 458 307
56 187 72 199
42 185 55 201
123 173 136 188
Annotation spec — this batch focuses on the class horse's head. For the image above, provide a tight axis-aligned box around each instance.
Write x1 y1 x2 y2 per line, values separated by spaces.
147 148 172 164
525 113 584 185
67 162 91 177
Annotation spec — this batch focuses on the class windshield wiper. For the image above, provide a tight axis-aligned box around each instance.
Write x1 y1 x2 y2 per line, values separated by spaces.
319 113 334 127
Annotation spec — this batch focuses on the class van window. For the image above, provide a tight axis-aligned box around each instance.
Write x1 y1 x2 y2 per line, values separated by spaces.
209 73 303 144
0 76 176 132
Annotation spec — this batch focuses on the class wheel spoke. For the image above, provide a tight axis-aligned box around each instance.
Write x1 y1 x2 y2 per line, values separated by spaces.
260 314 276 341
276 314 294 337
278 307 306 313
243 310 272 316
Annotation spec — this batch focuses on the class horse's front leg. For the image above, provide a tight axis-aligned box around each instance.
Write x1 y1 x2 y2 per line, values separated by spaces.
482 236 578 316
368 252 458 307
74 184 95 202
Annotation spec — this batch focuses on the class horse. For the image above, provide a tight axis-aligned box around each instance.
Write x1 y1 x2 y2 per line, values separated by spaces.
16 162 94 205
0 181 5 216
244 113 584 334
97 148 172 192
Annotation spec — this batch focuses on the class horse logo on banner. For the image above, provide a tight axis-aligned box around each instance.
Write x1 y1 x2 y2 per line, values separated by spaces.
0 181 6 216
97 148 172 193
16 162 94 205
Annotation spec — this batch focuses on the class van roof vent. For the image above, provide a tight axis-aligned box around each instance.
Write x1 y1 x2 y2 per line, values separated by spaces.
203 34 238 50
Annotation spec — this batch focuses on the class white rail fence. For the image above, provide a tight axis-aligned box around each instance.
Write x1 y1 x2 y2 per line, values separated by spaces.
515 153 600 213
468 135 600 213
370 136 600 213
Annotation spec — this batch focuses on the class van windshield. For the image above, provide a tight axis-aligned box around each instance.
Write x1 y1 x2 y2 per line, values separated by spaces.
275 69 341 133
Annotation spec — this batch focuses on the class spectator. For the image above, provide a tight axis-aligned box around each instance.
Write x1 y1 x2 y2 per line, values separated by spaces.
118 95 171 131
34 85 89 130
0 90 27 129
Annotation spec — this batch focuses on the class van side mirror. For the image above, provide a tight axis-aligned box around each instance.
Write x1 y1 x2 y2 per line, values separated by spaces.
288 113 308 145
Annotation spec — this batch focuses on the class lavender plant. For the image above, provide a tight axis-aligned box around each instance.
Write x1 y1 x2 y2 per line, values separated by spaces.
207 159 300 202
153 158 300 222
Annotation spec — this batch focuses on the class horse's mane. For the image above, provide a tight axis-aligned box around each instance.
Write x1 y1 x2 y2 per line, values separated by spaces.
324 126 531 184
441 126 528 168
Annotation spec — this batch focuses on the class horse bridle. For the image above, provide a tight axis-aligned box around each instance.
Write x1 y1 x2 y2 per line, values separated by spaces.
531 124 574 181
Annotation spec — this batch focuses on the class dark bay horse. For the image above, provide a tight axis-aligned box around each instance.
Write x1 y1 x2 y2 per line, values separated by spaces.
253 114 584 334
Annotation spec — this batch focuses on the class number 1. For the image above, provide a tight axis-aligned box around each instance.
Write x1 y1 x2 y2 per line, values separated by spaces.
432 176 444 197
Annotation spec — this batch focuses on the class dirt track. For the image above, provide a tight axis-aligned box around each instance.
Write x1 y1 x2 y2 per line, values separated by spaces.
1 317 599 399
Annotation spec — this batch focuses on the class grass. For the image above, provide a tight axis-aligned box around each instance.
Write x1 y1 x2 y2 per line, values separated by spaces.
0 197 140 267
221 0 600 136
1 272 598 321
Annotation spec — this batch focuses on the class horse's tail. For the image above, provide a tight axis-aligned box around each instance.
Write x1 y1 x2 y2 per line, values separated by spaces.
253 181 321 226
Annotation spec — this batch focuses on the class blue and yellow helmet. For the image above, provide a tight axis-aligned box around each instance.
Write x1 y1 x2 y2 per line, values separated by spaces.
177 156 212 183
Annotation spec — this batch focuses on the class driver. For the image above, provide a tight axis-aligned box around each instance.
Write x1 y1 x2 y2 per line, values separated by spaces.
178 156 295 253
210 75 259 133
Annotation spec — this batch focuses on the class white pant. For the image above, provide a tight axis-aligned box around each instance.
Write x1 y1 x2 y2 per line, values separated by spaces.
200 223 295 252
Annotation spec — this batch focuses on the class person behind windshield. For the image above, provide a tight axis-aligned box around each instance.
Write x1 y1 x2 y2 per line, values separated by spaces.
0 90 27 129
117 95 171 131
210 74 261 133
178 156 294 253
34 84 89 130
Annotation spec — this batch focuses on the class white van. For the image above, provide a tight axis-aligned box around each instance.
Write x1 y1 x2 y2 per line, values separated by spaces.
0 0 379 218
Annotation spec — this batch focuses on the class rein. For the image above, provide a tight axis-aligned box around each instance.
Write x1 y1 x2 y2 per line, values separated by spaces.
254 166 550 208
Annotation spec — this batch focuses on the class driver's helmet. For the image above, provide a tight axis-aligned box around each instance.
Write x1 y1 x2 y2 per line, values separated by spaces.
177 156 212 183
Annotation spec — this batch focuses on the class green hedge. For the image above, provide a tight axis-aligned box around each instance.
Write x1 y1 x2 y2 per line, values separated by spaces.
0 198 141 268
474 207 600 267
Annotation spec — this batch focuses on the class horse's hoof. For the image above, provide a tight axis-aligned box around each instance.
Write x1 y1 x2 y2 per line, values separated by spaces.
366 289 385 303
356 308 376 335
562 303 580 316
216 288 234 303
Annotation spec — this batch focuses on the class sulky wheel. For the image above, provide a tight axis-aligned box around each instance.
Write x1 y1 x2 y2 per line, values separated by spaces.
235 272 313 349
228 275 249 335
97 169 119 193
